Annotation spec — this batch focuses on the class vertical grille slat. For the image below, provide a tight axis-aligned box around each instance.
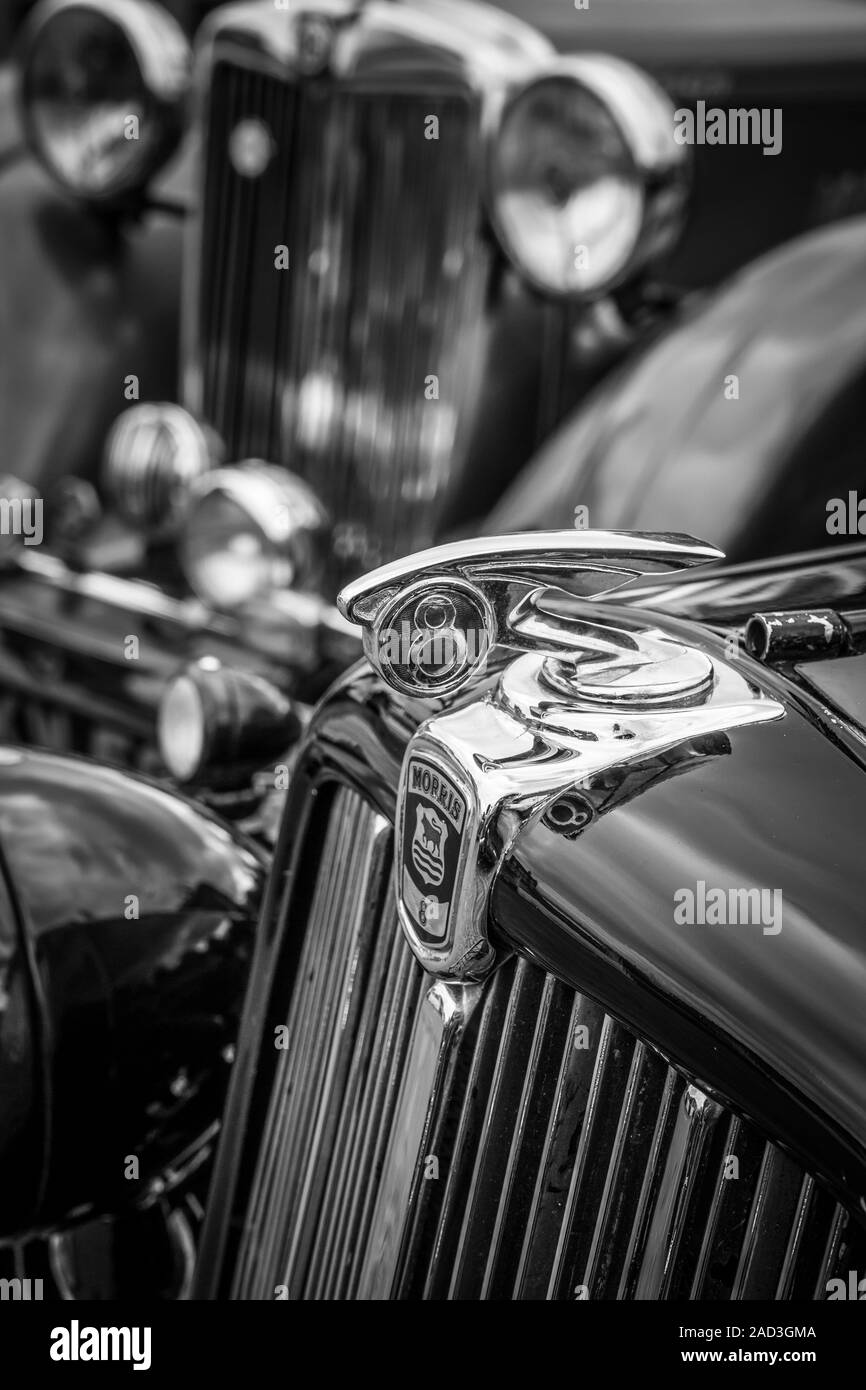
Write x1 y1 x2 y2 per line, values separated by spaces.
232 782 866 1299
513 992 606 1300
581 1045 671 1300
775 1175 828 1301
628 1082 725 1300
195 63 491 586
340 941 425 1300
231 786 419 1299
420 962 518 1300
250 794 376 1293
447 959 547 1299
547 1016 637 1300
730 1144 810 1300
305 910 412 1299
479 974 575 1300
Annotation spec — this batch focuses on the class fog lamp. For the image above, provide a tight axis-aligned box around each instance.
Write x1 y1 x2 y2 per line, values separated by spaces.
157 657 302 785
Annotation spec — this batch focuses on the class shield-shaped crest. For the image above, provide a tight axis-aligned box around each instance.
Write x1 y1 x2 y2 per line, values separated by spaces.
399 754 467 951
411 804 448 887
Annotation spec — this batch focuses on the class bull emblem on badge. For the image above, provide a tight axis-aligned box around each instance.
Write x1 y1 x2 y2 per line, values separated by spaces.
411 804 448 887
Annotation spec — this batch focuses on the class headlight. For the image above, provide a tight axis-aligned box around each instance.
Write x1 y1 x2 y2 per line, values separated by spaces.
17 0 190 202
489 56 688 298
157 668 206 783
179 465 329 610
157 657 302 786
102 404 222 533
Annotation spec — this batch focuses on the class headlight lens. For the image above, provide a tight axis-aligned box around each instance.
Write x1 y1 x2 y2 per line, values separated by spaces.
489 57 688 298
179 465 329 610
183 489 278 609
157 671 206 783
18 0 190 201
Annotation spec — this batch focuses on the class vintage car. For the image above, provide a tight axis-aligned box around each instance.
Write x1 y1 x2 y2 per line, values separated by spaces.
0 745 266 1299
5 526 866 1301
5 525 866 1295
189 527 866 1300
2 0 866 1305
2 0 866 799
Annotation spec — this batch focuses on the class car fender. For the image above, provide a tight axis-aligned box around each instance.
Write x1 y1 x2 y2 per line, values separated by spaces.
0 745 266 1236
486 216 866 561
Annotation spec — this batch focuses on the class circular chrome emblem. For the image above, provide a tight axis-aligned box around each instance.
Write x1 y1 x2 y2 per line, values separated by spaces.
367 577 495 698
228 118 275 178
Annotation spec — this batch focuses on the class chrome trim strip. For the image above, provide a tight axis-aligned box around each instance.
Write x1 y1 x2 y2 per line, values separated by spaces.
8 549 357 660
813 1202 850 1300
309 921 418 1298
513 991 605 1299
354 976 481 1300
630 1084 724 1299
447 957 544 1297
479 971 570 1299
234 790 389 1297
546 1014 630 1298
730 1143 806 1300
419 965 515 1298
775 1174 817 1301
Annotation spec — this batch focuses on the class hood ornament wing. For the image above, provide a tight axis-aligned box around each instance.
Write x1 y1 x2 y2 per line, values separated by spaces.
339 532 785 980
337 530 723 701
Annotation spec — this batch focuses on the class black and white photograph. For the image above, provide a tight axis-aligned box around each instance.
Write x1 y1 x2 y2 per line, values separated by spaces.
1 0 866 1359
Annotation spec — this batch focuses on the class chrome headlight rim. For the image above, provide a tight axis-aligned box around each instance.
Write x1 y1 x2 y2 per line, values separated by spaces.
486 54 690 301
102 403 223 535
16 0 190 205
178 462 330 611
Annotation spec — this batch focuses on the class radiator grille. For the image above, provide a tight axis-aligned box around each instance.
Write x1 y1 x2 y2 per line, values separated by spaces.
234 783 866 1299
195 61 491 584
233 786 424 1298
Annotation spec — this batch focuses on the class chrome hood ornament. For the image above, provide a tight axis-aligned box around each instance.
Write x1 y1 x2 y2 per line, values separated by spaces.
338 532 786 980
338 530 723 702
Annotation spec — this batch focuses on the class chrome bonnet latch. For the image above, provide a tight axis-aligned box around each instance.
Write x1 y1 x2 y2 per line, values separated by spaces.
338 532 786 981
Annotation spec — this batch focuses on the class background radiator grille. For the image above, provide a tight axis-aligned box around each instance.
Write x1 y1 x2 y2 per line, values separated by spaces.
196 62 491 584
235 783 866 1300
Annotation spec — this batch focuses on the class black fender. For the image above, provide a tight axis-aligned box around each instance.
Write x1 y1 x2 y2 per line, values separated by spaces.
0 746 266 1237
485 216 866 562
0 151 182 496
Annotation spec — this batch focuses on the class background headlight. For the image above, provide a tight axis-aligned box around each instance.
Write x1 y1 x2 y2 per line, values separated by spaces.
157 657 302 786
102 404 222 533
157 668 206 783
489 56 688 298
17 0 190 202
179 465 329 610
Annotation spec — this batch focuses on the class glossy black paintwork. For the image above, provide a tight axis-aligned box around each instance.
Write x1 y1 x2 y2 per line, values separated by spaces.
495 708 866 1212
618 540 866 627
0 746 265 1236
487 217 866 566
0 840 42 1234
